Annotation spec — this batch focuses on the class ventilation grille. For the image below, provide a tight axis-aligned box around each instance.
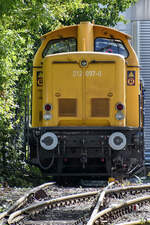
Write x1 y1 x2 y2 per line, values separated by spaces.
59 99 77 117
91 98 109 117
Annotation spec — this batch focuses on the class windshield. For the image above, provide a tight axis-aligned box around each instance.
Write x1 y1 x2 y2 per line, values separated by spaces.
94 38 128 58
43 38 77 57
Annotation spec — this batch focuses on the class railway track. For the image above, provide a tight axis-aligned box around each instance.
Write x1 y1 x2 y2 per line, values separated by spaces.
1 181 150 224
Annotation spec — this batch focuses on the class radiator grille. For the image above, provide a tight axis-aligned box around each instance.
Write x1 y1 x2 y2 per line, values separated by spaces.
91 98 109 117
59 99 77 117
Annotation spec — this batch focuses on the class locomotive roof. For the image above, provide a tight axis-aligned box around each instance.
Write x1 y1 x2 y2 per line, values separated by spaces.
41 22 131 40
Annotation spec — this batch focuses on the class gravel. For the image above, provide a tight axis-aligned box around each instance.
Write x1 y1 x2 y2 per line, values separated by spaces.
1 179 150 224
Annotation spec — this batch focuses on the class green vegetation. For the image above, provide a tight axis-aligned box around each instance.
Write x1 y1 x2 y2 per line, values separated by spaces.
0 0 138 187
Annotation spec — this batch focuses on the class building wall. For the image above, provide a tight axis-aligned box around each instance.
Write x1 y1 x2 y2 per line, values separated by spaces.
131 0 150 20
138 21 150 165
116 0 150 165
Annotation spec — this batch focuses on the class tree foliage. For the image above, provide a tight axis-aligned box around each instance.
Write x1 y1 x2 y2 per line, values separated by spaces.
57 0 138 26
0 0 138 185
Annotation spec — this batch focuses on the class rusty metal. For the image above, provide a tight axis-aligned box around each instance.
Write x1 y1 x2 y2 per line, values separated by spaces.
87 182 114 225
91 195 150 225
0 182 55 221
7 191 98 224
115 219 150 225
3 183 150 225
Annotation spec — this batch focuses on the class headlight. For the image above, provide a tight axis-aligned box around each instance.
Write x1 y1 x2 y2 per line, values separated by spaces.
80 60 88 67
115 112 124 120
43 113 52 120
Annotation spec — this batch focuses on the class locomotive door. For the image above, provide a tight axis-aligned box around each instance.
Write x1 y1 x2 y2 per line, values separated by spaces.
84 59 116 126
51 57 84 126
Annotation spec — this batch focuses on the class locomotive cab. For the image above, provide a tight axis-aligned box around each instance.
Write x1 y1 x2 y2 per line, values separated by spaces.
27 22 144 177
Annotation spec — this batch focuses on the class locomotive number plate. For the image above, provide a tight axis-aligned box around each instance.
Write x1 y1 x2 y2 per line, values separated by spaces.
73 70 102 77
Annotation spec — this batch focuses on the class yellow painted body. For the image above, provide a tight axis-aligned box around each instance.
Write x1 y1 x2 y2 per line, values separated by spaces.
32 22 140 128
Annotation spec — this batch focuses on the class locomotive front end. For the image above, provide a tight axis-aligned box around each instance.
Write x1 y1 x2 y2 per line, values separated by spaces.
27 22 144 177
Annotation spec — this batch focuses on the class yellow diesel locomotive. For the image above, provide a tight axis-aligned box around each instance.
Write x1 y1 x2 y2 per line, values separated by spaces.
27 22 144 177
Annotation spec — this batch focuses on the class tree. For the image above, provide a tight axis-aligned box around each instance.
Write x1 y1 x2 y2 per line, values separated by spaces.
56 0 138 26
0 0 138 185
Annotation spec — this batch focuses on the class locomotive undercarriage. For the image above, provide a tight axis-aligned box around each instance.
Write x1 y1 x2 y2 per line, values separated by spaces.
28 127 144 177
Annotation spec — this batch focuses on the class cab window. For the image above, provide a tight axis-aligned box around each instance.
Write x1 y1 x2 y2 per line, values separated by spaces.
94 38 128 58
43 38 77 57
